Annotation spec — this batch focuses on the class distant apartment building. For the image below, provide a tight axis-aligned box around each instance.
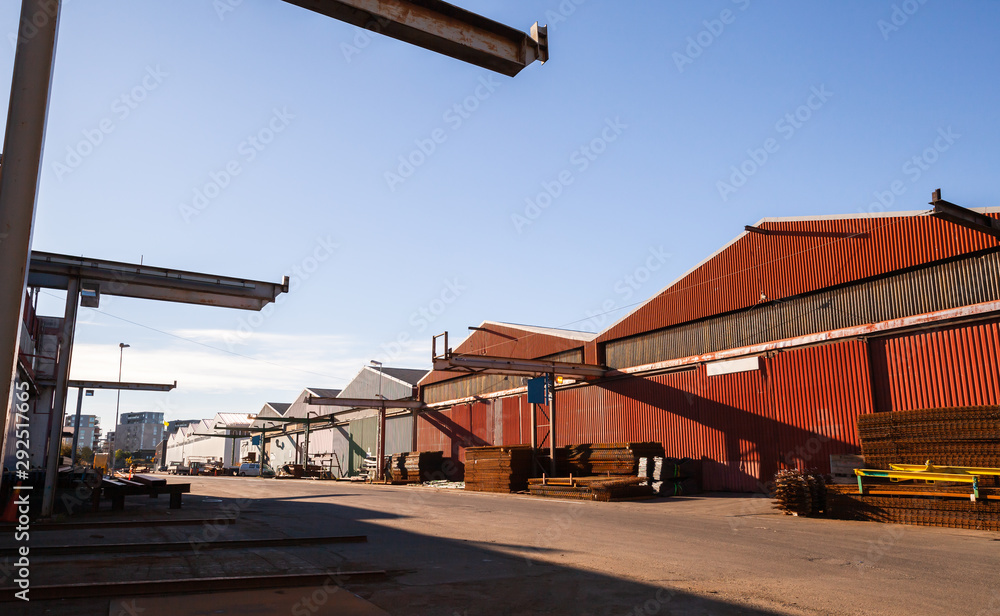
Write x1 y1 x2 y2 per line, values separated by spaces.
114 411 165 455
63 414 100 451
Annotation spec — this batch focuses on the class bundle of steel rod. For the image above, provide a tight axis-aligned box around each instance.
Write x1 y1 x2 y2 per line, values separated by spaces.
527 476 654 502
640 456 702 496
825 484 1000 531
563 442 665 476
858 405 1000 469
388 451 444 483
464 446 534 493
772 469 828 515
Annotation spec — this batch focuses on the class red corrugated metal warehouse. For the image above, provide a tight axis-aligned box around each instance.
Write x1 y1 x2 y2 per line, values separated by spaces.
417 208 1000 491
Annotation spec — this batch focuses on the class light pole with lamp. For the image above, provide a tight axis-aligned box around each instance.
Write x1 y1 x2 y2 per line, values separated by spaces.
371 360 385 480
110 342 129 474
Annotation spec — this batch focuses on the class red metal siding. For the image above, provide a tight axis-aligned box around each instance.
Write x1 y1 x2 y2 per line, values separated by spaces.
598 214 1000 342
767 340 873 475
419 338 876 492
871 317 1000 412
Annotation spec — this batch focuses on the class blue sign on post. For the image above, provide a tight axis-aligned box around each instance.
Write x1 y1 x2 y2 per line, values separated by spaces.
527 376 547 404
251 435 261 446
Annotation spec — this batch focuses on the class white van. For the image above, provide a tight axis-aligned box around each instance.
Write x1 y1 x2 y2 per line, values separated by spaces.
238 462 274 477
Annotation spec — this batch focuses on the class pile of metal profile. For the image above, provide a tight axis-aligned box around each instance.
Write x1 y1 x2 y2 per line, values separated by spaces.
527 476 654 502
772 469 827 516
858 405 1000 469
563 443 665 476
464 445 533 493
639 456 703 497
823 463 1000 530
388 451 444 483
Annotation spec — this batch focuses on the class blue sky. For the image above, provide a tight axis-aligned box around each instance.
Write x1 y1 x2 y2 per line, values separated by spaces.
3 1 998 430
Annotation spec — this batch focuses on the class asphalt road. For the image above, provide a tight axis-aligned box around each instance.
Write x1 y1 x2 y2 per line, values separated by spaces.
3 476 998 615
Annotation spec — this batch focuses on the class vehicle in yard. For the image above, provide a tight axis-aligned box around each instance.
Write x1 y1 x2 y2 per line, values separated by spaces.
238 462 275 477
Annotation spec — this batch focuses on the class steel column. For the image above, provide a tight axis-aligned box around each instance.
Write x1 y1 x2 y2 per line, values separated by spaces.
42 277 78 516
69 387 83 463
0 0 61 471
549 373 556 477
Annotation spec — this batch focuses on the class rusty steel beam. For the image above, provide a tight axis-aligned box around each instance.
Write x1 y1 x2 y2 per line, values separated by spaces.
0 571 388 602
433 355 607 379
282 0 547 76
66 379 176 391
28 251 289 310
930 189 1000 241
0 534 367 557
307 396 424 409
0 0 62 489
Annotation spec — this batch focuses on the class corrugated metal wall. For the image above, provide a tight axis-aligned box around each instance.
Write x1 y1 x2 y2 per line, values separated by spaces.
418 338 879 492
599 216 1000 342
871 317 1000 412
349 415 377 475
385 414 414 456
605 250 1000 369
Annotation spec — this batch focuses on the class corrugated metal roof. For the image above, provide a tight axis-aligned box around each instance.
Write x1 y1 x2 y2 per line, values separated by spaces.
419 321 596 388
380 367 428 386
306 387 342 399
215 412 253 429
598 208 1000 343
483 321 597 343
263 402 290 416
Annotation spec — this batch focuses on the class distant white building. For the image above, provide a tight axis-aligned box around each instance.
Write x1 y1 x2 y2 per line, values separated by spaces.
164 413 253 468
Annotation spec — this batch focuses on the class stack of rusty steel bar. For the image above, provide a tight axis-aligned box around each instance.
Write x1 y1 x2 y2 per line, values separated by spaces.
639 456 702 497
464 446 534 493
821 405 1000 530
527 476 654 501
388 451 444 483
858 405 1000 469
563 442 665 476
825 483 1000 530
772 469 827 516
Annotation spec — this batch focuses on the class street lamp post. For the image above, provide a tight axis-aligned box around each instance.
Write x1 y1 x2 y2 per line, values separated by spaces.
371 360 385 480
110 342 129 474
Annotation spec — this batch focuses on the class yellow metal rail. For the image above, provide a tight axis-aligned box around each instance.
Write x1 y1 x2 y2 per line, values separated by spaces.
854 467 983 500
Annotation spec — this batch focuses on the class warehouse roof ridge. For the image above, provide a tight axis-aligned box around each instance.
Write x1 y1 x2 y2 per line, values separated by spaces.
597 205 1000 342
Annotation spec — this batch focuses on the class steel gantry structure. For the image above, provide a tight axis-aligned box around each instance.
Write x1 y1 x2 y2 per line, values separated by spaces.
0 0 548 507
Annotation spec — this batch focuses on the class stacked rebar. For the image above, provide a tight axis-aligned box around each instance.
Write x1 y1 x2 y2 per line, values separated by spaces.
464 446 533 493
563 443 665 476
858 406 1000 469
527 476 654 501
826 484 1000 530
772 469 827 516
388 451 444 483
640 456 702 496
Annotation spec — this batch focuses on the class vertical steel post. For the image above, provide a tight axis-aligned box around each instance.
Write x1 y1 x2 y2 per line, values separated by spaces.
0 0 62 471
303 414 312 467
410 409 418 452
69 386 82 463
549 373 556 478
42 277 78 516
529 401 537 475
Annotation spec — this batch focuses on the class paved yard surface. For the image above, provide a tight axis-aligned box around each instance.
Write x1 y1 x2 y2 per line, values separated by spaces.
2 476 998 615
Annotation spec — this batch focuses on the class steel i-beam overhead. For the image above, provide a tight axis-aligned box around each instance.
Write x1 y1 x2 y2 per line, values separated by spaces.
930 189 1000 241
28 252 289 310
306 396 424 409
283 0 548 77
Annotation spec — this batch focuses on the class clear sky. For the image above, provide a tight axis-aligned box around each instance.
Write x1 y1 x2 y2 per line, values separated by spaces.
3 1 998 432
